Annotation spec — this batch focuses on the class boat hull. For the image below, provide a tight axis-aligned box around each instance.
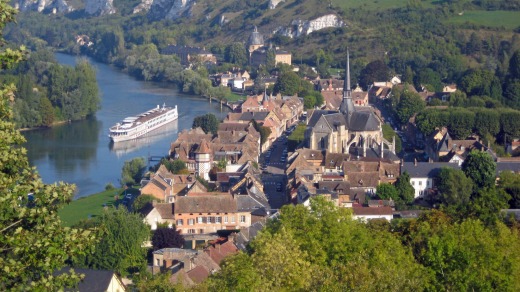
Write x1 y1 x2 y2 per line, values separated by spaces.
109 105 178 143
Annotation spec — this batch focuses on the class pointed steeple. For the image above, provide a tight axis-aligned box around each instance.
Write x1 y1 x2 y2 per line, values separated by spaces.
339 48 355 121
344 49 351 99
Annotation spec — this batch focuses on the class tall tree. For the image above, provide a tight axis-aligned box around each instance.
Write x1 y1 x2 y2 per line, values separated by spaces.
192 113 220 134
462 150 496 189
359 60 389 90
395 90 426 125
225 42 248 66
82 208 149 276
376 183 399 201
509 50 520 80
394 171 415 204
0 2 96 290
273 71 301 96
121 157 147 185
151 227 185 250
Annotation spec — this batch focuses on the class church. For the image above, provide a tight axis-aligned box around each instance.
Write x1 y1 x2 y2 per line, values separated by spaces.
304 51 395 157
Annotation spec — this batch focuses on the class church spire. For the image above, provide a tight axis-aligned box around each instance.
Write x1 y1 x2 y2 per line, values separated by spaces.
345 49 351 98
340 48 355 120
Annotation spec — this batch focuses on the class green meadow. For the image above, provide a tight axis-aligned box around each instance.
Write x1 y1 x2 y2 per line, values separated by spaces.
447 10 520 29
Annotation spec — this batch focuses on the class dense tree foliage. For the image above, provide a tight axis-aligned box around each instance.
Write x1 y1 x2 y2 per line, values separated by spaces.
462 150 496 189
151 227 185 251
0 50 100 128
121 157 147 185
132 194 155 212
376 182 398 200
162 159 189 175
192 113 220 134
394 211 520 291
78 208 149 276
359 60 389 90
208 198 429 290
499 170 520 208
0 2 97 289
435 168 474 216
394 171 415 205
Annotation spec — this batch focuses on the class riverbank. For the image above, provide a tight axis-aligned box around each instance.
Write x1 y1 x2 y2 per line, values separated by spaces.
58 187 139 226
19 119 71 132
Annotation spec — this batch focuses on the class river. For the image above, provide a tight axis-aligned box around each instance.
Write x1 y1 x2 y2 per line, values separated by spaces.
22 53 229 199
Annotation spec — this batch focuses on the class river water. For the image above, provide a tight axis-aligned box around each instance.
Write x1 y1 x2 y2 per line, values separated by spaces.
22 53 228 199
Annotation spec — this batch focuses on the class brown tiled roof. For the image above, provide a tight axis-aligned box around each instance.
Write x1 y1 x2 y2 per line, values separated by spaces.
347 172 380 188
186 266 209 284
297 148 324 161
205 240 238 265
196 139 211 154
216 172 242 182
175 194 237 213
155 203 174 219
343 161 380 173
317 181 350 195
325 153 351 169
218 123 251 132
353 206 393 216
225 113 243 122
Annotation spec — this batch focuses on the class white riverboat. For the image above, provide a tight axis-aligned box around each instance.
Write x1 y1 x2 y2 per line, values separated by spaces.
109 104 178 142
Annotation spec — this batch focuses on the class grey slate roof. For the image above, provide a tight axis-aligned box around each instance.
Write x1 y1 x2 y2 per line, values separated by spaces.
401 162 460 178
324 113 347 130
58 268 119 292
307 110 336 127
496 162 520 175
239 111 269 121
349 111 380 131
349 147 400 162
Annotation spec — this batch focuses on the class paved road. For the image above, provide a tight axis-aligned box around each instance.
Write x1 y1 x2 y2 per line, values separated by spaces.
262 174 288 210
260 135 290 209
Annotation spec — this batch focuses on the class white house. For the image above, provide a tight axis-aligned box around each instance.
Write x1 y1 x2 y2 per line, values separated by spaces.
143 203 175 230
352 206 393 221
401 162 460 198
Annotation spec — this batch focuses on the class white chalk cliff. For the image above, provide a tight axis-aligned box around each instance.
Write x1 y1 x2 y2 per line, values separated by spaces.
85 0 116 16
148 0 194 20
274 14 345 38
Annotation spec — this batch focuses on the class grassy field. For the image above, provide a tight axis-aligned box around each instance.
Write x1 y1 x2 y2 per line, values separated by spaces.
58 187 140 227
447 10 520 29
331 0 435 10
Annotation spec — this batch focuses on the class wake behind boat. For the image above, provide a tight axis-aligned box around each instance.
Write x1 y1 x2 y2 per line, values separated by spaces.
109 104 178 142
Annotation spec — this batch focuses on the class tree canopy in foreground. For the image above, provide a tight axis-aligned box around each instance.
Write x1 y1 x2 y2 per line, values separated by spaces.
0 2 96 289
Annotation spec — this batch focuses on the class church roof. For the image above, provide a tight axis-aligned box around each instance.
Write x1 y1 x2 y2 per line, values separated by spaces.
348 111 380 131
308 110 336 127
248 26 264 46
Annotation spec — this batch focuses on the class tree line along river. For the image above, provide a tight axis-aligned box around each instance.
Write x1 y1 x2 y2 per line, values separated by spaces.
22 53 228 199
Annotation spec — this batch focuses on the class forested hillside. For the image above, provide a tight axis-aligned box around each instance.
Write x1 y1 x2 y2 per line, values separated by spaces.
0 49 99 128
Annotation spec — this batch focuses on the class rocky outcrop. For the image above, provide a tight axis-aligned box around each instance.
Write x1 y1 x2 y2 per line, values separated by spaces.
133 0 154 14
85 0 116 16
274 14 345 38
269 0 284 9
148 0 194 20
16 0 74 13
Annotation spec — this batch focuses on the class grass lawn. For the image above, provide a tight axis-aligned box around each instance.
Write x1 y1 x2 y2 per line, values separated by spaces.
446 10 520 30
224 92 246 102
59 187 140 227
332 0 435 11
